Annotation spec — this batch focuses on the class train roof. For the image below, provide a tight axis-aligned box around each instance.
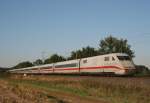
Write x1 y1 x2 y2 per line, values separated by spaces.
9 63 53 71
102 53 128 56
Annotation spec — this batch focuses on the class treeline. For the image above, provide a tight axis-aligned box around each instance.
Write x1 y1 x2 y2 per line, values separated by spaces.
12 36 134 69
135 65 150 76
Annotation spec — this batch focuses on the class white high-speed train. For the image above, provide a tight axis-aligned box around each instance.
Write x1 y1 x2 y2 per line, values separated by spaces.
9 53 136 75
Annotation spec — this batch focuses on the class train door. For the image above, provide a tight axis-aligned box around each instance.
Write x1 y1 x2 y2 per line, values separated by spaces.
103 56 116 73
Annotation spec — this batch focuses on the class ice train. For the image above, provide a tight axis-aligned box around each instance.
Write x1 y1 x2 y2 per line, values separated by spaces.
9 53 136 75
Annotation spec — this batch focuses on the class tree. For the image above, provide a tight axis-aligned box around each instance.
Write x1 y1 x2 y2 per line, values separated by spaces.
0 67 9 72
68 46 98 60
99 36 134 58
13 61 33 69
44 54 66 64
33 59 43 66
82 46 98 57
68 50 82 60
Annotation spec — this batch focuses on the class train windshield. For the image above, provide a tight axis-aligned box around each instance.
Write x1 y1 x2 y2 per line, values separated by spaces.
117 56 131 61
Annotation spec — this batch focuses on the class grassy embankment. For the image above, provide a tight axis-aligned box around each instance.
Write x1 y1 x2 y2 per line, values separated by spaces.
0 73 67 103
0 73 150 103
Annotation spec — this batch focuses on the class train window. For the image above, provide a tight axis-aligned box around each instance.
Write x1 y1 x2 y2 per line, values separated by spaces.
112 57 115 61
117 56 130 61
55 63 77 68
83 60 87 63
41 66 52 69
31 68 38 70
104 57 109 61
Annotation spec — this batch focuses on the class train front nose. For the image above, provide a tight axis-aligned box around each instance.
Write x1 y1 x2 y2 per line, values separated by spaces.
119 59 136 74
124 68 136 74
116 68 136 75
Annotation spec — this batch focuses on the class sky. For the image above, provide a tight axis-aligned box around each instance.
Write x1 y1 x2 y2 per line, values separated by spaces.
0 0 150 68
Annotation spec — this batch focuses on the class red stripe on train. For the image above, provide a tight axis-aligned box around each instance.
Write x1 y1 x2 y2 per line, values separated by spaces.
80 66 121 70
40 66 122 71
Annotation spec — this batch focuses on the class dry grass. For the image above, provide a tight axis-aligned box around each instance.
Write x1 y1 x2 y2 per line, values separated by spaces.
1 74 150 103
0 79 66 103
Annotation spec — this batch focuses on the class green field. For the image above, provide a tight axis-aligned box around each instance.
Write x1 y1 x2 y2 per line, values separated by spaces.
0 74 150 103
